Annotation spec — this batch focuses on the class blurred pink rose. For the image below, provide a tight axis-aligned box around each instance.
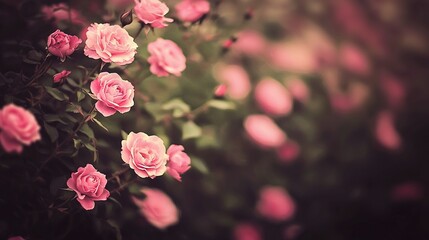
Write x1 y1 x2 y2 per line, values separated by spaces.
215 65 251 100
90 72 134 117
134 0 174 28
121 132 168 178
267 41 319 73
232 30 266 56
380 72 405 109
47 30 82 62
66 164 110 210
339 43 370 75
257 186 296 221
285 78 310 103
148 38 186 77
214 84 227 97
8 236 25 240
53 70 71 83
175 0 210 23
132 188 179 229
233 223 261 240
167 144 191 182
375 111 401 150
84 23 138 65
276 141 300 163
391 182 423 202
41 4 87 26
244 115 286 148
0 104 41 154
255 78 293 116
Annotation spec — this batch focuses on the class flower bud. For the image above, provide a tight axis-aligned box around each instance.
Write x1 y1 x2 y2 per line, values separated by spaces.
120 9 133 27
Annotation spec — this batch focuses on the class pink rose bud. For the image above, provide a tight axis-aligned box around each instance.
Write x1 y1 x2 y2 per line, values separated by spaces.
147 38 186 77
244 8 253 20
66 164 110 210
222 38 235 49
132 188 179 229
134 0 174 28
276 141 300 163
244 115 286 148
53 70 71 83
167 144 191 182
257 186 296 221
120 9 133 27
214 84 227 98
255 78 293 116
374 110 401 150
0 104 41 153
47 30 82 62
90 72 135 117
175 0 210 23
215 65 250 100
233 223 261 240
121 132 168 178
285 78 310 103
84 23 138 66
391 182 423 202
339 43 370 75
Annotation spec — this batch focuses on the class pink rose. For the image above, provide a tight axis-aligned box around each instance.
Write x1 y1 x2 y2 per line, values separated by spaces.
121 132 168 178
175 0 210 23
276 141 300 163
374 111 401 150
233 223 261 240
232 30 266 56
66 164 110 210
53 70 71 83
215 65 251 100
134 0 174 28
90 72 135 117
166 144 191 182
84 23 138 65
41 4 87 26
255 78 293 116
132 188 179 229
257 186 296 221
244 115 286 148
0 104 41 153
285 78 310 103
147 38 186 77
339 43 370 75
47 30 82 62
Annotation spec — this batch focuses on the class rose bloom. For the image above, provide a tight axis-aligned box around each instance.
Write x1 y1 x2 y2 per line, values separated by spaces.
339 43 370 75
285 78 310 103
276 141 300 163
147 38 186 77
233 223 261 240
132 187 179 229
175 0 210 23
255 78 293 116
47 30 82 62
41 4 87 26
121 132 168 178
53 70 71 83
257 186 296 221
244 115 286 148
0 104 41 153
66 164 110 210
375 110 401 150
134 0 174 28
90 72 135 117
167 144 191 182
84 23 138 65
214 65 251 100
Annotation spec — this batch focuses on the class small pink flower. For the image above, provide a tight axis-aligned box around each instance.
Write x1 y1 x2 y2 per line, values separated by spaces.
232 30 266 56
255 78 293 116
0 104 41 153
90 72 134 117
47 30 82 62
53 70 71 83
391 182 423 202
132 188 179 229
121 132 168 179
257 186 296 221
233 223 261 240
66 164 110 210
285 78 310 103
244 115 286 148
215 65 251 100
339 43 370 75
214 84 227 97
84 23 138 65
167 144 191 182
175 0 210 23
147 38 186 77
134 0 174 28
276 141 300 163
222 39 235 49
374 111 401 150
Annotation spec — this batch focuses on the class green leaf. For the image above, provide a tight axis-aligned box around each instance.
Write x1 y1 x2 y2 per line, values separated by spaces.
45 86 69 101
66 78 80 88
76 91 85 102
79 123 95 138
207 100 235 110
93 118 108 131
121 130 128 140
65 103 83 114
44 122 59 142
182 121 202 140
162 98 191 118
44 114 68 124
144 102 166 122
190 156 209 174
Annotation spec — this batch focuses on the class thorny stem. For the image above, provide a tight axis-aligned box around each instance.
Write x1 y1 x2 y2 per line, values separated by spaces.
108 167 130 182
26 55 53 87
110 177 139 194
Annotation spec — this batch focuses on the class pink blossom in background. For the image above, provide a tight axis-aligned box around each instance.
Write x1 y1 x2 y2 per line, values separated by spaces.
47 30 82 62
41 4 87 26
330 94 355 113
299 23 337 67
232 30 266 56
285 78 310 103
283 224 302 240
233 223 262 240
121 132 168 179
244 115 286 148
255 78 293 116
276 141 300 163
214 84 227 97
66 164 110 210
0 104 41 154
257 186 296 221
8 236 25 240
339 43 370 75
380 71 405 109
84 23 138 65
53 70 71 83
391 182 423 202
375 111 401 150
175 0 210 23
132 188 179 229
134 0 174 28
108 0 134 7
222 38 235 49
147 38 186 77
167 144 191 182
215 65 251 100
330 83 369 113
90 72 135 117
